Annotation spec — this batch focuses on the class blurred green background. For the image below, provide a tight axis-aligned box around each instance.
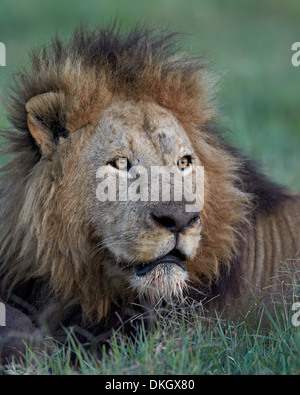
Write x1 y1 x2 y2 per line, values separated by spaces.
0 0 299 189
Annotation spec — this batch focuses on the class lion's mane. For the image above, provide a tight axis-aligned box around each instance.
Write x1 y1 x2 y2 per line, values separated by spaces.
0 24 295 329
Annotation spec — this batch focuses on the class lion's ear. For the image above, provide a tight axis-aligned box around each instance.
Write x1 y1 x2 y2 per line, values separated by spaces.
26 92 69 155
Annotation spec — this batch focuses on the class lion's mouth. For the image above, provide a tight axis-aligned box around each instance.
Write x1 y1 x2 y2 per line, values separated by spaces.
134 249 186 277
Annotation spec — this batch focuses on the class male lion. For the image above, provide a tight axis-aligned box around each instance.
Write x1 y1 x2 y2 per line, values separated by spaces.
0 25 299 361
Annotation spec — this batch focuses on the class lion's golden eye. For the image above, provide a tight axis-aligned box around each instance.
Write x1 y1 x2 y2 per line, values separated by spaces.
110 158 129 170
177 156 191 170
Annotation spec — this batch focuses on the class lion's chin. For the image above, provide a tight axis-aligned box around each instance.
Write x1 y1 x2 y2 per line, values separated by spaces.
129 263 188 306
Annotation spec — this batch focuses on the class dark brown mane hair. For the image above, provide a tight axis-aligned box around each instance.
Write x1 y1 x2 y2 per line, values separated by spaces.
3 23 213 167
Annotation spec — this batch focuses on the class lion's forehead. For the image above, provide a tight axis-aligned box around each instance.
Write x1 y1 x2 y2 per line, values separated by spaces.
96 100 192 161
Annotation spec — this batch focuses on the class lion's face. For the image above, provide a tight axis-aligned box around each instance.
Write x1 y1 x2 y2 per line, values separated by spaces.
82 100 202 302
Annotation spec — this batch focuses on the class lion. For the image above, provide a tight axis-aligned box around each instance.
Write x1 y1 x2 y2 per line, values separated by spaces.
0 24 299 361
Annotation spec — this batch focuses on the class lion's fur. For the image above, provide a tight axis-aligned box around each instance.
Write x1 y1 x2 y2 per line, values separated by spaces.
0 24 299 334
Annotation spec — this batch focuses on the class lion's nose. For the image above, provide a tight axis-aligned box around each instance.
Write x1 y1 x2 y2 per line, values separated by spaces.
151 205 200 233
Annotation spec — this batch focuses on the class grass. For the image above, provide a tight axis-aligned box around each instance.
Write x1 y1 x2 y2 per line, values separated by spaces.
0 0 299 375
2 262 300 376
2 294 300 375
